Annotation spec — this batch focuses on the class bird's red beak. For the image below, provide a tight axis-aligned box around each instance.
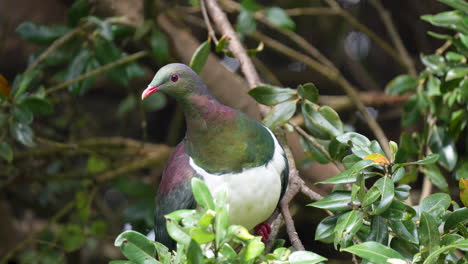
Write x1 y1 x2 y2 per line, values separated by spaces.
141 85 160 100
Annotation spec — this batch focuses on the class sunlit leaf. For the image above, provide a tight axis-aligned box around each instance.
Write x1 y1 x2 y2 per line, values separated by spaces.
249 85 296 106
342 242 406 264
190 40 211 74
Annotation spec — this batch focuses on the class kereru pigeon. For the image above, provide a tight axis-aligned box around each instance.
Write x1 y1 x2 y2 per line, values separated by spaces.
141 63 289 249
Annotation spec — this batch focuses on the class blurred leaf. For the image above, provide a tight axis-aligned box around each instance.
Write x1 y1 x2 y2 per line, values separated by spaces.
93 36 128 87
318 159 375 184
215 191 228 248
90 219 107 237
166 221 190 246
423 239 468 264
60 224 85 252
426 75 441 96
438 0 468 13
421 11 468 35
394 185 411 200
0 74 11 97
243 237 264 262
21 96 53 115
229 225 254 240
66 48 91 94
189 227 215 244
445 51 465 61
419 212 440 254
189 40 211 74
12 104 33 124
334 210 363 248
0 142 13 163
265 7 295 31
367 216 388 245
328 139 350 161
422 164 449 192
142 92 167 112
386 75 418 95
86 155 109 173
288 251 327 264
444 208 468 233
14 69 41 100
215 35 230 53
263 100 296 129
342 154 361 169
187 240 203 264
297 83 318 103
460 178 468 207
300 136 330 164
342 242 405 264
308 191 351 211
150 29 169 64
68 0 89 26
191 178 215 210
429 126 457 171
16 22 70 45
117 95 137 118
114 231 157 264
421 55 447 75
420 193 451 219
198 210 215 227
402 95 421 126
398 153 440 167
237 8 256 35
315 215 338 243
220 244 236 258
10 122 35 147
249 85 296 106
111 24 135 40
126 63 146 79
446 67 468 81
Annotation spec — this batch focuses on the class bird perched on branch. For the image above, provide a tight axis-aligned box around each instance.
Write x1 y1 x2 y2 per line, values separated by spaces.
141 63 288 249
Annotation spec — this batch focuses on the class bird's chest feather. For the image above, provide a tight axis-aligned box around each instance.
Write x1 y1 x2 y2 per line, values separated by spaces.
188 131 286 230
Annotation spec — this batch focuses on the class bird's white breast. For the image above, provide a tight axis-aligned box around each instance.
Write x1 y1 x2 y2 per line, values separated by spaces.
189 128 286 230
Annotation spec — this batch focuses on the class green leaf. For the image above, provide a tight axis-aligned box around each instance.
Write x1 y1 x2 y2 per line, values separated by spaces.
426 75 441 96
165 209 196 222
297 83 318 103
423 239 468 264
420 193 451 219
191 178 215 210
318 159 376 184
302 103 342 139
389 219 419 244
300 136 330 164
398 153 440 167
444 208 468 233
390 238 418 262
381 200 416 221
446 67 468 81
372 177 394 215
166 221 190 246
220 244 237 258
14 69 41 100
421 11 468 35
215 191 228 249
142 93 167 112
342 154 361 169
16 22 70 45
12 104 33 124
189 228 215 245
288 251 327 264
0 142 13 163
419 212 440 254
265 7 295 31
342 241 406 264
229 225 254 240
429 126 457 171
237 8 256 35
445 51 465 61
336 132 372 158
402 95 421 127
421 55 447 75
68 0 89 26
90 219 107 237
60 224 85 252
315 215 338 243
21 97 53 115
394 185 411 200
367 216 388 245
189 40 211 74
422 164 449 192
439 0 468 13
65 48 92 94
10 122 35 147
243 237 264 262
150 29 169 64
93 37 128 87
117 95 137 118
334 210 364 248
187 240 203 264
86 155 109 173
362 185 381 207
386 75 418 95
308 191 351 211
263 100 296 129
249 85 296 106
114 230 158 264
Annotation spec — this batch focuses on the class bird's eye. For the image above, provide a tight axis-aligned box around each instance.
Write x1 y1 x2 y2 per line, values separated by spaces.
171 74 179 82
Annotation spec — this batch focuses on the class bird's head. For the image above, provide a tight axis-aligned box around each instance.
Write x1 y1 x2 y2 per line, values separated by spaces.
141 63 208 101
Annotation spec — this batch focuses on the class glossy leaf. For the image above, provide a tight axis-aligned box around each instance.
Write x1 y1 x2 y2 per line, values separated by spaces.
423 239 468 264
191 178 215 210
336 132 372 158
386 75 418 95
117 95 137 118
318 159 375 184
421 11 468 35
302 103 342 139
342 241 405 264
421 55 447 75
362 185 381 207
446 67 468 81
308 191 351 211
114 231 157 264
315 215 338 243
373 177 395 215
419 212 440 253
249 85 296 106
16 22 69 45
444 208 468 233
422 164 449 192
265 7 295 31
166 221 190 246
420 193 451 219
366 216 388 245
394 185 411 200
382 200 416 221
0 142 13 163
187 240 203 264
429 127 457 171
389 220 419 244
334 210 363 248
297 83 318 103
189 40 211 74
438 0 468 13
300 136 330 164
243 237 264 262
10 122 35 147
263 100 296 129
288 251 327 264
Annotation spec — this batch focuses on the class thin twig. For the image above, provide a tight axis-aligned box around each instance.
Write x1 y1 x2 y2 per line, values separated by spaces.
45 50 149 94
285 7 340 16
369 0 417 76
200 0 219 44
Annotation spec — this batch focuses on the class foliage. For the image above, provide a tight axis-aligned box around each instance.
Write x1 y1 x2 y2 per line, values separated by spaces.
112 178 327 264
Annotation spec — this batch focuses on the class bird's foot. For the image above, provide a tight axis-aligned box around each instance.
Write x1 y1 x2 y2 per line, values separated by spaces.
254 222 271 242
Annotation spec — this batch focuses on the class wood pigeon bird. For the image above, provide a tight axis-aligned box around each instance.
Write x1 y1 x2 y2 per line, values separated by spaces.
141 63 289 249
